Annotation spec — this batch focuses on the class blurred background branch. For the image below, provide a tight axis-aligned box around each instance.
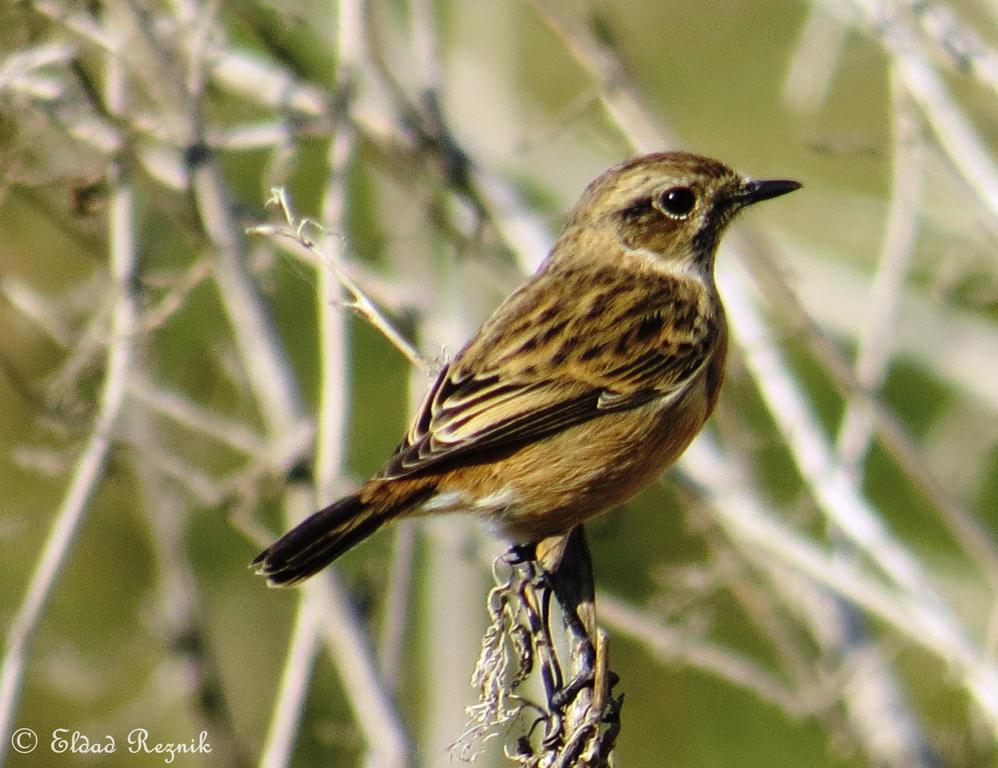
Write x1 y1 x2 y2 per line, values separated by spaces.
0 0 995 766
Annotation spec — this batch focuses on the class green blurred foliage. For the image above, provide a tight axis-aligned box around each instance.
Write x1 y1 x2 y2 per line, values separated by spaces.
2 0 996 766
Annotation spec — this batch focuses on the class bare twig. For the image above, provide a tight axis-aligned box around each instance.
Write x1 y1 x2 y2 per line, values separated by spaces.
735 233 998 589
782 0 849 114
378 520 417 690
127 407 250 768
903 0 998 97
128 377 269 457
720 267 945 615
134 259 214 334
256 592 322 768
524 0 671 153
597 593 805 714
820 72 940 768
257 490 324 768
0 18 137 763
0 277 74 347
848 0 998 217
191 165 306 440
247 188 425 372
94 0 306 445
319 1 411 757
681 435 998 731
263 3 414 761
837 71 923 486
313 570 413 768
461 532 621 767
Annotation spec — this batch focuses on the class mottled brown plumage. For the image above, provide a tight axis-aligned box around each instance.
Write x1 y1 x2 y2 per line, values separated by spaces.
253 152 800 585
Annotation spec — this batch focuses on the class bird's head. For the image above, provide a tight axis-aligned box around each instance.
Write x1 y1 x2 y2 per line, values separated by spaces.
562 152 801 274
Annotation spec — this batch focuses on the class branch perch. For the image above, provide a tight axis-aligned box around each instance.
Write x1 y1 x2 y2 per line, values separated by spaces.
461 527 622 767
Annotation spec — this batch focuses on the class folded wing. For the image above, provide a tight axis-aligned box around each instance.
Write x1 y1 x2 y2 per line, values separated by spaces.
380 269 717 480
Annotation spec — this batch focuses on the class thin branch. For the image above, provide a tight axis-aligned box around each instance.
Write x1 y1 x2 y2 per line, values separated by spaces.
837 70 923 485
782 0 849 114
377 520 417 691
735 233 998 588
903 0 998 98
127 407 250 768
128 377 269 457
134 259 214 335
313 571 413 768
849 0 998 217
0 16 137 762
121 437 230 507
0 277 74 347
247 188 426 372
460 533 621 767
191 166 306 440
30 1 114 51
524 0 673 154
597 592 805 714
44 297 111 404
777 570 941 767
720 266 944 609
321 0 414 756
0 40 79 94
822 72 939 768
97 0 307 442
680 435 998 731
262 3 414 762
257 490 324 768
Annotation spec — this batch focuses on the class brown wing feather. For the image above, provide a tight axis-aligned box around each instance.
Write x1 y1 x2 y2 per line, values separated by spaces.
380 261 719 480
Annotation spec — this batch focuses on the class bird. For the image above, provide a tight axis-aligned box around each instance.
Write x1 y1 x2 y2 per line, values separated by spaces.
253 151 800 586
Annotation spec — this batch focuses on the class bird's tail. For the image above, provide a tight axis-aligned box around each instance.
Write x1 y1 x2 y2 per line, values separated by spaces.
252 482 431 586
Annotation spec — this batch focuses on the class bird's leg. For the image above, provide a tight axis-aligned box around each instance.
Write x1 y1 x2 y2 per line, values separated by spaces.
499 530 621 761
504 542 538 566
515 559 564 704
536 527 599 710
504 529 610 732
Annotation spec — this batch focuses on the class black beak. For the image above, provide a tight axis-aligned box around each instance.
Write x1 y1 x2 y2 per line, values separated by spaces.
737 178 802 206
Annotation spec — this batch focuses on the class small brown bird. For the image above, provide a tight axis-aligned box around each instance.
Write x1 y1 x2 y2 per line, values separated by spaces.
254 152 800 585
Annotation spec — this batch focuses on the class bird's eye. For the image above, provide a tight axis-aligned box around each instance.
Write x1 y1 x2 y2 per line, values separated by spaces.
656 186 696 219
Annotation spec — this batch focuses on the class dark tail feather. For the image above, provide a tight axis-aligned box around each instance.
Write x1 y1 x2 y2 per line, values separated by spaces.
252 492 388 586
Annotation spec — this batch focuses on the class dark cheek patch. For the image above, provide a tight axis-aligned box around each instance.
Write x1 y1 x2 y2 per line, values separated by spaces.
691 224 716 255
